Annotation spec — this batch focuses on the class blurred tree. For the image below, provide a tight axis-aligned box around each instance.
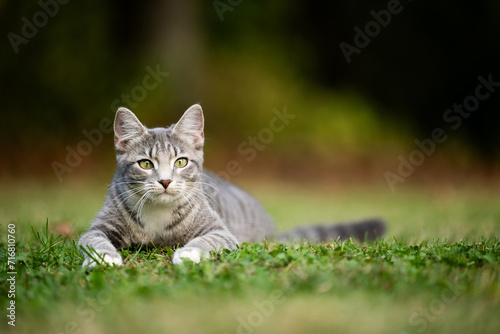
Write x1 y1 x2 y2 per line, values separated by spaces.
203 0 500 157
1 0 499 177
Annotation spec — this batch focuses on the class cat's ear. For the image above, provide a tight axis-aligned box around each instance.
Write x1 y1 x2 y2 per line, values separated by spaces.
172 104 204 149
114 107 148 153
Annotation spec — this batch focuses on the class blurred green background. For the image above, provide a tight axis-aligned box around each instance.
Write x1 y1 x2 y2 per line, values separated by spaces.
1 0 500 187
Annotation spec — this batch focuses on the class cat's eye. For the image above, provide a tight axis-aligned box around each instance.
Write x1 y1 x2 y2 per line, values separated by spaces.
138 159 154 170
174 158 188 168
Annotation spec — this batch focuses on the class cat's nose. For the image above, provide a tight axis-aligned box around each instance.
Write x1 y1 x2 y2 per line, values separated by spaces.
158 179 172 189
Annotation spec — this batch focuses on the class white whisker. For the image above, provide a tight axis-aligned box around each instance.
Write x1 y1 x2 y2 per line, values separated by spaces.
186 182 224 214
113 185 150 212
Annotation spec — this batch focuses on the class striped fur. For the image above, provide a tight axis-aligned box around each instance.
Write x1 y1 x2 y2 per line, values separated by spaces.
78 104 385 267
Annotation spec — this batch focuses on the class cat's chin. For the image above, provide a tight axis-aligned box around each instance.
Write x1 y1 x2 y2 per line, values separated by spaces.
152 191 182 204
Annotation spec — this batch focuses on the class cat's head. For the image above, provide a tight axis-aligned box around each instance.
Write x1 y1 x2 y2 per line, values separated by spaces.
113 104 205 204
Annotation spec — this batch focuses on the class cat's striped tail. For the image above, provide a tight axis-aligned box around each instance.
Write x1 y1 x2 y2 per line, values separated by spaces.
276 219 386 243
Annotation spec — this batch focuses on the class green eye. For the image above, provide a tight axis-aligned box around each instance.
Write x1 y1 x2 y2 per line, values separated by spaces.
138 160 154 169
174 158 188 168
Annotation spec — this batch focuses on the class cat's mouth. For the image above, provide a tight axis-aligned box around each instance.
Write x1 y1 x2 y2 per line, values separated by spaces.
153 188 182 202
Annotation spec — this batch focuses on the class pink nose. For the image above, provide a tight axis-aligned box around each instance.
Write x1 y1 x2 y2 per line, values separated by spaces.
158 179 172 189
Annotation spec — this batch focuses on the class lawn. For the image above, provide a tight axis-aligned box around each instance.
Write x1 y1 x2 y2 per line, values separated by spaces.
0 179 499 334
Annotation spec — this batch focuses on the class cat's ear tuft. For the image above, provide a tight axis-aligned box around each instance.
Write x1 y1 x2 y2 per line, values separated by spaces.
114 107 148 153
172 104 204 149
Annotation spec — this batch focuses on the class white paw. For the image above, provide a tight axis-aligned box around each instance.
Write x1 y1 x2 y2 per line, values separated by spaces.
83 251 123 268
172 247 206 265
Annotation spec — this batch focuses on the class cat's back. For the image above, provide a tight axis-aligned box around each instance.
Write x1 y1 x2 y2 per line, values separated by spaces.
202 171 275 242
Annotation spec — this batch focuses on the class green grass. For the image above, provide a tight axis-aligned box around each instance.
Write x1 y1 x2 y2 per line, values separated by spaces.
0 180 499 334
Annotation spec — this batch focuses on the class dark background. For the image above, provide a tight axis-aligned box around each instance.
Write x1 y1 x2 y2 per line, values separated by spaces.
1 0 499 184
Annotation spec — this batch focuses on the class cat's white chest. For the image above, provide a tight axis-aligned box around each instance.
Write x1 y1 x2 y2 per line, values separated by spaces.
139 203 175 238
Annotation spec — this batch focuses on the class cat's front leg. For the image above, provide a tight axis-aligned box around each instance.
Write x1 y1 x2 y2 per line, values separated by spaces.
172 229 238 265
78 228 124 268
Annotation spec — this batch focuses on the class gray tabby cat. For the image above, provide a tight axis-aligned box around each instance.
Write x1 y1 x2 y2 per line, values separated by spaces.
78 105 385 267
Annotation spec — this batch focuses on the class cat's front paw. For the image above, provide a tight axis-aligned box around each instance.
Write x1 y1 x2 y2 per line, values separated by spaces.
172 247 207 265
83 250 123 269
